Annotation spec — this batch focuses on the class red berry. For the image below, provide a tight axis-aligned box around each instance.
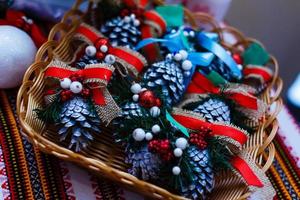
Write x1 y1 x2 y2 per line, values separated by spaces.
23 23 31 32
96 52 105 60
45 89 56 95
232 53 243 65
94 38 109 49
120 9 130 17
155 98 162 107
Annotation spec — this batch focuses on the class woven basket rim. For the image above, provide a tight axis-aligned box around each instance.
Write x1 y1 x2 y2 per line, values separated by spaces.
16 0 282 199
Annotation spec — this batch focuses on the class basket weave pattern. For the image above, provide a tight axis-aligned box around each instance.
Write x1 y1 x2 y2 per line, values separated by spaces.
17 1 283 199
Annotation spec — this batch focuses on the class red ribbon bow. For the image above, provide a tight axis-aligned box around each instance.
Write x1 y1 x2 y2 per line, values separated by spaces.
122 0 167 62
172 108 248 150
75 23 147 77
172 108 266 189
44 64 113 105
186 72 259 110
0 10 46 47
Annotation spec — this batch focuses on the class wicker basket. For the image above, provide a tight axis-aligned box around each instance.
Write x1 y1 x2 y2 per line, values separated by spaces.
17 0 283 199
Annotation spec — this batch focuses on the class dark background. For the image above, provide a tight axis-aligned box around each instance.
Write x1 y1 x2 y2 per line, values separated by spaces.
227 0 300 94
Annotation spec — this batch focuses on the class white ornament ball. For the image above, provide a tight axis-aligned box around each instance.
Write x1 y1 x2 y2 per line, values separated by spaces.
173 148 183 157
100 45 108 53
130 83 142 94
172 166 181 175
85 45 97 57
150 106 160 117
145 132 153 141
237 64 243 70
0 26 37 88
174 53 182 61
60 78 72 89
182 60 193 71
175 137 188 150
151 124 161 134
70 81 83 94
104 54 116 64
124 16 131 23
132 128 146 141
133 19 140 27
179 50 188 60
132 94 139 102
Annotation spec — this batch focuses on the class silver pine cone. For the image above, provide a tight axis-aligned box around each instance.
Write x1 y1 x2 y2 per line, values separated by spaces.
58 96 101 152
143 59 185 106
193 99 231 123
100 16 141 48
125 146 161 181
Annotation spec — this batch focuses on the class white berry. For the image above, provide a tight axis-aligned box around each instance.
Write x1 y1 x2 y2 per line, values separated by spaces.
130 13 136 19
189 31 195 37
166 53 173 61
145 132 153 141
132 128 145 141
151 124 161 134
26 18 33 25
60 78 71 89
124 16 131 23
172 166 181 175
150 106 160 117
130 83 142 94
100 45 108 53
237 64 243 70
173 148 183 157
175 137 188 150
104 54 116 64
85 45 97 57
182 60 193 71
141 88 147 92
174 53 182 61
133 19 140 27
132 94 139 102
179 50 188 60
183 71 191 77
171 29 176 34
70 81 83 94
183 31 189 36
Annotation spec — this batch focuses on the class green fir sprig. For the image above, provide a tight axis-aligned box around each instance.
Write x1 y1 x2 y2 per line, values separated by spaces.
34 96 62 123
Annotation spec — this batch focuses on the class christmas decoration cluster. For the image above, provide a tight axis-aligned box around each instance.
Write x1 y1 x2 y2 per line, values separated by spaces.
35 0 275 199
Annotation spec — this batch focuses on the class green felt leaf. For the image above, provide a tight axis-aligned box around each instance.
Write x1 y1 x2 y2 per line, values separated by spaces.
207 71 227 86
243 42 270 65
155 5 184 27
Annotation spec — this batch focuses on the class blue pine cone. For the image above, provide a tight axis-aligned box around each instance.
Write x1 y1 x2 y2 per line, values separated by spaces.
181 146 214 200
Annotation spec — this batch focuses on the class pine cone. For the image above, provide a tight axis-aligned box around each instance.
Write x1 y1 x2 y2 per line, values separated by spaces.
58 96 101 152
181 146 214 200
193 99 231 123
125 145 162 180
100 16 141 48
143 59 185 106
120 102 146 119
207 58 235 81
75 54 100 69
